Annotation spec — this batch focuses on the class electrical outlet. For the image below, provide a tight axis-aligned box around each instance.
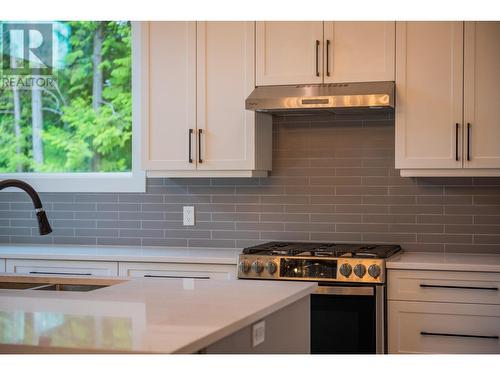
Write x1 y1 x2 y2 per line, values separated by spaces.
252 320 265 347
183 206 195 226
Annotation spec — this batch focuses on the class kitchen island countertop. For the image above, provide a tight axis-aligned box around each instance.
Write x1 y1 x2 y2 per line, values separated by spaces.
0 276 315 353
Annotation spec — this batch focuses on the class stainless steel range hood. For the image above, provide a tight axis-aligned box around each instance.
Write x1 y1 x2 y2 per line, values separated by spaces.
245 81 394 114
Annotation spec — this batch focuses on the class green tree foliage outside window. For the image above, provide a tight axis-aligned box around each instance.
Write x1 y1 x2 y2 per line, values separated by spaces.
0 21 132 173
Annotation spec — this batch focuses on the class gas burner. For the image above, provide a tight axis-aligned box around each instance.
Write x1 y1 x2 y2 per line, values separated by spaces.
313 251 336 257
270 250 293 256
358 253 378 258
296 251 334 257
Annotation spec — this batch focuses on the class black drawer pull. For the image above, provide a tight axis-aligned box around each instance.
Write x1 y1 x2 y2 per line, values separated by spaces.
420 284 498 291
421 331 499 340
455 123 460 161
144 274 209 280
29 271 92 276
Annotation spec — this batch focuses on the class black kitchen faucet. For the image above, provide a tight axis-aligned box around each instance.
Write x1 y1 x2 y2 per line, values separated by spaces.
0 179 52 235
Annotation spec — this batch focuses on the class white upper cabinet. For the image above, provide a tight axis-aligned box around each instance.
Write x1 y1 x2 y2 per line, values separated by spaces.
256 21 324 86
197 22 258 171
396 21 500 176
143 22 196 171
463 22 500 169
256 21 395 86
143 22 272 177
323 22 395 83
395 22 464 170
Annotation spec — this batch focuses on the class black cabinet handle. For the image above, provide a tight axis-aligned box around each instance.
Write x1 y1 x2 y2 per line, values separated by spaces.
29 271 92 276
198 129 203 163
315 40 320 77
326 39 331 77
421 331 499 340
188 128 193 163
467 123 471 161
455 123 460 161
420 284 498 291
144 274 209 280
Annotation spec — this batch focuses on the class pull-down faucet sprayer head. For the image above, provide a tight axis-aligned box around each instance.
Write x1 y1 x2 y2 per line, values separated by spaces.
0 179 52 235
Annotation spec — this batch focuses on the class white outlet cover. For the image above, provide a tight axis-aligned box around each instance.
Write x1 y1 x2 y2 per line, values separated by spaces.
252 320 265 347
183 206 195 226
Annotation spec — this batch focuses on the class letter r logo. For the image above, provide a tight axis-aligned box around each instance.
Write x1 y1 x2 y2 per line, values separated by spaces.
1 22 53 75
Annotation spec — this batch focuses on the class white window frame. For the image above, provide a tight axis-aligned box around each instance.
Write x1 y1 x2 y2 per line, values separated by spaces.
0 21 146 192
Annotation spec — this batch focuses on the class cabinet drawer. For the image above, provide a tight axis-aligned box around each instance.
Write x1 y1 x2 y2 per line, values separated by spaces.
388 269 500 305
6 259 118 277
118 262 236 280
388 301 500 354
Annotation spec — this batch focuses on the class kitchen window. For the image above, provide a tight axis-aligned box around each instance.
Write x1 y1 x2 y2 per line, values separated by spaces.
0 21 145 192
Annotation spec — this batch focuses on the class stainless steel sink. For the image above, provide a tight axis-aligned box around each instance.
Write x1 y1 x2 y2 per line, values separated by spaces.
35 284 107 292
0 282 50 290
0 281 108 292
0 275 123 292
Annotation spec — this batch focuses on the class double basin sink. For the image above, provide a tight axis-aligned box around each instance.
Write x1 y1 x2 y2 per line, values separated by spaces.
0 275 123 292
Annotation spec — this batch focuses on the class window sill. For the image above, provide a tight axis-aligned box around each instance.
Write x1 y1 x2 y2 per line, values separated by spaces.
0 172 146 193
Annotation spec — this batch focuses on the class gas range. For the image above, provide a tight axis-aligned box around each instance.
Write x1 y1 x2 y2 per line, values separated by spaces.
238 242 401 284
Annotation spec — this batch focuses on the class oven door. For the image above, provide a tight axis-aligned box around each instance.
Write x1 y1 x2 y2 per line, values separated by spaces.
311 284 385 354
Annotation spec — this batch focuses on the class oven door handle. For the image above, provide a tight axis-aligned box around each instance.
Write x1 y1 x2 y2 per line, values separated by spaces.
314 285 374 296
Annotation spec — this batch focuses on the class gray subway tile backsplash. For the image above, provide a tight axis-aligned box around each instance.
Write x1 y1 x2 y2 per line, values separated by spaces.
0 113 499 253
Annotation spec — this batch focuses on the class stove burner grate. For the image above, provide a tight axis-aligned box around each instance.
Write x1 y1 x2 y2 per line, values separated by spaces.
242 242 401 259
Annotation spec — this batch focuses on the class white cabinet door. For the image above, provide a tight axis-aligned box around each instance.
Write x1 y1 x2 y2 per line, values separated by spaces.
388 300 500 354
6 259 118 277
256 21 324 86
323 22 395 83
143 22 196 171
118 262 236 280
0 259 5 273
196 22 257 171
395 22 464 169
464 21 500 169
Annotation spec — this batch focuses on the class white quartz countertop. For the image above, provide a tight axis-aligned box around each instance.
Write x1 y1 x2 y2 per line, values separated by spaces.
0 245 240 264
387 252 500 273
0 277 315 353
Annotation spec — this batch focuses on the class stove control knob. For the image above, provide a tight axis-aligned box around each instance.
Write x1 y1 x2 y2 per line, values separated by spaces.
239 260 251 273
251 260 264 274
368 264 381 279
354 264 366 278
266 261 278 275
339 263 352 277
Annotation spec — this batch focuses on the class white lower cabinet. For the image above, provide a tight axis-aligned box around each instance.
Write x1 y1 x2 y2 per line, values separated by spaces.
5 259 118 277
2 258 236 280
388 269 500 305
388 301 500 354
118 262 236 280
388 269 500 354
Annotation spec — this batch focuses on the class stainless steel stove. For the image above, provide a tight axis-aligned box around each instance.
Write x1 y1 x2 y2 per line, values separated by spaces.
238 241 402 354
238 242 401 284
